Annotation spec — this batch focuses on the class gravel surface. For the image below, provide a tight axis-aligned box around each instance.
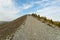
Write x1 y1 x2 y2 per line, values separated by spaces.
11 15 60 40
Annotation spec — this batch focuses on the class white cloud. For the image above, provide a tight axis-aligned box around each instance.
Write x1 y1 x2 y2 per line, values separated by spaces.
22 4 32 9
0 0 12 6
36 6 60 21
37 7 60 14
0 0 33 21
0 0 20 21
35 0 60 21
0 0 60 21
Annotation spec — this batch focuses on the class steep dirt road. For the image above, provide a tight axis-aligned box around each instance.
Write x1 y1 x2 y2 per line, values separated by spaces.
11 15 60 40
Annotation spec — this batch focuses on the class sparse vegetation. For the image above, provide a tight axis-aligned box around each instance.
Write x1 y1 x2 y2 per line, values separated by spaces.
0 22 9 26
0 14 60 39
53 21 60 27
32 13 60 27
0 15 27 39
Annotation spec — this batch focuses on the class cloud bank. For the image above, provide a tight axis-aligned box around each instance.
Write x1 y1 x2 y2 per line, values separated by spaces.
0 0 60 21
0 0 33 21
36 0 60 21
0 0 20 21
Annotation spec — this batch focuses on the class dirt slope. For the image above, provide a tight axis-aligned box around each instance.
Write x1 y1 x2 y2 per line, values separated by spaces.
0 15 27 40
10 15 60 40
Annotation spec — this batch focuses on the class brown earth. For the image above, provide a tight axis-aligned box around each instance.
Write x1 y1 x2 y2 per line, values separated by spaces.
0 15 27 40
8 15 60 40
0 15 60 40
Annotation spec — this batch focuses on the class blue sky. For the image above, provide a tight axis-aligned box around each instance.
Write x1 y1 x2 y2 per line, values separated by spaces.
0 0 60 21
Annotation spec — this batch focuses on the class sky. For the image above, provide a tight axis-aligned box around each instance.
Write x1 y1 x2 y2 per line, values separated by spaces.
0 0 60 21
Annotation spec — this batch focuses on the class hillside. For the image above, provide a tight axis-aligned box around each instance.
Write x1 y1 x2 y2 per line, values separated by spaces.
0 21 9 26
7 14 60 40
32 14 60 27
0 14 60 40
0 15 27 40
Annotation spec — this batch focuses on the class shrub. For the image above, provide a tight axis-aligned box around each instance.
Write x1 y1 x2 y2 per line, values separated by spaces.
32 13 60 27
47 19 53 24
32 13 37 17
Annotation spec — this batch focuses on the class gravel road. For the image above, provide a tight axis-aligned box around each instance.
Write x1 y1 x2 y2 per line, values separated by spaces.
11 15 60 40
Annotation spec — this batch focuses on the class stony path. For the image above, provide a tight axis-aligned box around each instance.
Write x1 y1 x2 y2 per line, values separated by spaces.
11 15 60 40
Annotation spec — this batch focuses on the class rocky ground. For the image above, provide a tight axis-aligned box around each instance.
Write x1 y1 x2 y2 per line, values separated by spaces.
7 15 60 40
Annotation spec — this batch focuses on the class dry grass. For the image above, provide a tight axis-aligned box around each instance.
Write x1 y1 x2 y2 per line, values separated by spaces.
32 13 60 27
0 15 27 39
0 22 9 27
